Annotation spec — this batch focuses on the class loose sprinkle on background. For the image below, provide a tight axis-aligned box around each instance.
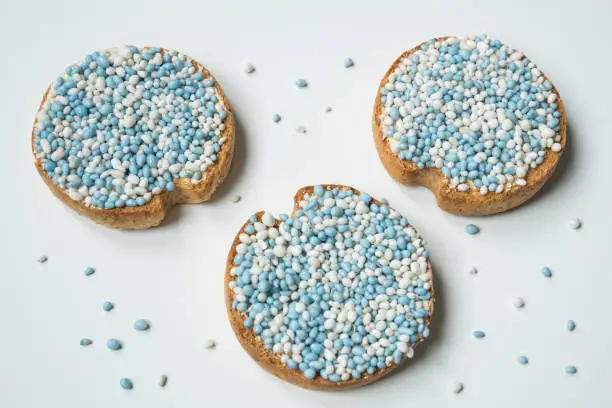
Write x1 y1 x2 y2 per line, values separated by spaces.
159 374 168 387
133 319 150 331
512 297 525 309
120 378 133 390
473 330 486 339
107 339 122 351
568 218 582 230
451 381 464 394
465 224 480 235
80 338 93 346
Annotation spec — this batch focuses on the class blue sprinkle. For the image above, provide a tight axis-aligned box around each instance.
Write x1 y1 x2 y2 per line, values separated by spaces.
133 319 150 331
106 338 122 351
343 57 355 68
541 266 552 278
473 330 486 339
465 224 480 235
295 79 308 88
102 301 114 312
80 338 93 346
120 378 133 390
567 319 576 332
272 113 281 123
517 355 529 365
84 267 95 276
565 366 577 375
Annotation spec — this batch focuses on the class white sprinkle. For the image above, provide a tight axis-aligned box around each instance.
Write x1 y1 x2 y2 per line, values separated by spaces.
230 194 241 203
355 201 368 214
39 139 51 154
69 190 85 201
204 339 216 349
501 118 514 131
568 218 582 230
37 255 48 264
512 297 525 309
50 147 65 162
123 116 137 128
296 126 307 134
451 381 464 394
244 63 256 74
262 212 275 227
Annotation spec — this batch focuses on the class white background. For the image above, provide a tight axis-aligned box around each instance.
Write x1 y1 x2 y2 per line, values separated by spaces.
1 0 610 406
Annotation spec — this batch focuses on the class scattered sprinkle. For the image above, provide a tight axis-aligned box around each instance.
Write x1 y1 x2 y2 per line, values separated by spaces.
567 319 576 332
517 355 529 365
295 79 308 88
473 330 486 339
296 126 307 134
80 338 93 346
133 319 150 331
272 113 281 123
204 339 216 349
565 366 577 375
84 267 95 276
102 301 114 312
451 381 464 394
324 106 332 113
106 338 122 351
230 194 242 203
568 218 582 230
465 224 480 235
343 57 355 68
469 266 478 275
120 378 133 390
244 63 256 74
512 297 525 309
158 374 168 387
37 255 48 263
378 35 563 195
541 266 552 278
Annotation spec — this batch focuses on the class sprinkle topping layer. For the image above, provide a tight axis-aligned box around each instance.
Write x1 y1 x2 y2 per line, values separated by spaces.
33 46 229 209
229 186 434 382
379 35 563 195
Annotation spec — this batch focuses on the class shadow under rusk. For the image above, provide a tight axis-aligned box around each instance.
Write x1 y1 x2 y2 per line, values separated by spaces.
380 257 446 381
530 121 574 203
342 258 446 394
208 114 248 203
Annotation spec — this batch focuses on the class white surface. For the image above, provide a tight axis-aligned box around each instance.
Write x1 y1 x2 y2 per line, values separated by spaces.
0 0 610 406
